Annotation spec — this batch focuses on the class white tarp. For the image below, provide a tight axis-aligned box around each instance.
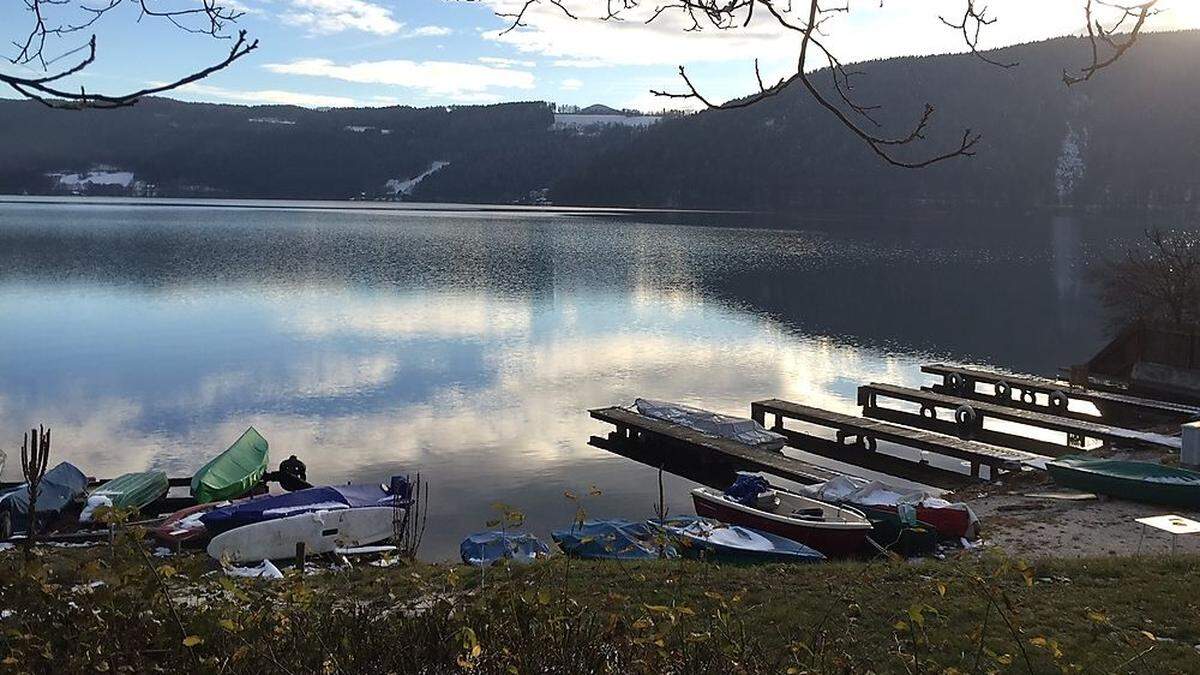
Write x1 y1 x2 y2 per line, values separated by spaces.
634 399 786 451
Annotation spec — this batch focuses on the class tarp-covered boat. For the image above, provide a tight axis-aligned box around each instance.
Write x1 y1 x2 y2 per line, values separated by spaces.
460 532 550 566
634 399 786 451
1047 455 1200 508
657 516 825 563
0 462 88 535
80 470 169 523
552 519 674 560
191 427 269 503
800 475 977 540
200 483 399 535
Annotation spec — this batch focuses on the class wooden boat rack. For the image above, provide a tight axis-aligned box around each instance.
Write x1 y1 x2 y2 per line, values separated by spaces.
921 363 1200 426
751 398 1045 483
858 383 1183 456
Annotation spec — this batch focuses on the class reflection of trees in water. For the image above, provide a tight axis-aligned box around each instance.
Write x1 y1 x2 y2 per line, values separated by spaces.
0 205 1133 372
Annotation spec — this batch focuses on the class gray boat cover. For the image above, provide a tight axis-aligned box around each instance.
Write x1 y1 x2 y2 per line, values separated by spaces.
1 462 89 525
635 399 786 451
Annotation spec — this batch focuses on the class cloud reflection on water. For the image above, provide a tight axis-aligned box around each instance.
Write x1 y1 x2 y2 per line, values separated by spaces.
0 203 1143 557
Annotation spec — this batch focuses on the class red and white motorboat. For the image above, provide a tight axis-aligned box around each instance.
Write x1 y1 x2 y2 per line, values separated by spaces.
691 487 873 558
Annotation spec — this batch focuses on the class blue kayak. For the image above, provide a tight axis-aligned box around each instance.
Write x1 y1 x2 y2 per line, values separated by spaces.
657 516 826 564
200 482 402 535
460 532 550 566
552 519 676 560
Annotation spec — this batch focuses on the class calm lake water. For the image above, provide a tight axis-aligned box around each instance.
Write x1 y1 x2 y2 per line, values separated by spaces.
0 198 1165 558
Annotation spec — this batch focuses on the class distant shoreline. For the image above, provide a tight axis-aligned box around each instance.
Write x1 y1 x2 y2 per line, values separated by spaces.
0 194 751 217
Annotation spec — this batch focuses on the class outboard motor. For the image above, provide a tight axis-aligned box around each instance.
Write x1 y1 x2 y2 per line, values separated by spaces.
387 475 413 504
278 454 308 492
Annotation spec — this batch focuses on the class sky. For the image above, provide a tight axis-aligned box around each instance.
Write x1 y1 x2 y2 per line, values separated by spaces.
3 0 1200 111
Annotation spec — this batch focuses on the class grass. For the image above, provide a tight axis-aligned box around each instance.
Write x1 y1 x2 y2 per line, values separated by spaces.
1 536 1199 674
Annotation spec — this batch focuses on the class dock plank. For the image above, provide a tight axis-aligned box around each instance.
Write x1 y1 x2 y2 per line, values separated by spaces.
589 406 840 485
752 399 1048 472
858 383 1182 453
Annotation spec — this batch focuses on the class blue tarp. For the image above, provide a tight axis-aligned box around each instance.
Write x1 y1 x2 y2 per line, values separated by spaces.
552 519 676 560
200 483 399 534
657 516 825 564
724 473 771 506
0 462 88 527
460 532 550 566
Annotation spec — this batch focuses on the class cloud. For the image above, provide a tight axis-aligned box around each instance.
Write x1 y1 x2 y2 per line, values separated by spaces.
478 0 1200 103
559 77 583 91
263 58 536 102
408 25 453 37
478 56 537 68
171 82 357 107
281 0 402 35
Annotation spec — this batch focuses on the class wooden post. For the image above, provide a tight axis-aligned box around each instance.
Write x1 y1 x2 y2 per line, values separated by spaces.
295 542 306 570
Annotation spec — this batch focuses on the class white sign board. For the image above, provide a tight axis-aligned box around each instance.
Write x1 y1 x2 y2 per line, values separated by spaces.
1135 514 1200 535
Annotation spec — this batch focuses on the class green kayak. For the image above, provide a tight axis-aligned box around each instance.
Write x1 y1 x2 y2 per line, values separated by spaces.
80 470 169 523
191 427 269 503
1046 455 1200 509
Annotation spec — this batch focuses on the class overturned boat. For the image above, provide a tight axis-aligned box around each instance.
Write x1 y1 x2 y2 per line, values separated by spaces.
0 462 89 537
79 470 170 523
1047 455 1200 508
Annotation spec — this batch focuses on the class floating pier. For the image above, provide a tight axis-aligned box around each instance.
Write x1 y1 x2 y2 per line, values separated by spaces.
752 398 1046 484
858 383 1183 456
922 363 1200 426
589 406 840 486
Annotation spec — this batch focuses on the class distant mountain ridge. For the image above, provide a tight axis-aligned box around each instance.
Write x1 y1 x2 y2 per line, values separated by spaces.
554 31 1200 211
3 31 1200 210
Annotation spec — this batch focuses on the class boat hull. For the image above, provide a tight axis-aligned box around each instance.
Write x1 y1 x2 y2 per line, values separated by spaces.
693 494 869 558
191 427 269 503
856 503 971 540
1047 458 1200 509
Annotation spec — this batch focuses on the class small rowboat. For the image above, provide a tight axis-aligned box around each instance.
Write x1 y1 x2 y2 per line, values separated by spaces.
191 427 269 503
150 501 229 548
80 471 169 523
1047 455 1200 509
657 516 825 563
691 487 872 558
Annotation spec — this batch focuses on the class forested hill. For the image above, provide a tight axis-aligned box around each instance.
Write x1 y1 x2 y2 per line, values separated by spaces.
0 99 637 203
555 30 1200 211
2 30 1200 209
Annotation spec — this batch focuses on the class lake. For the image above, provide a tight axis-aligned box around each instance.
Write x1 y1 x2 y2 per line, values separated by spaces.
0 197 1161 558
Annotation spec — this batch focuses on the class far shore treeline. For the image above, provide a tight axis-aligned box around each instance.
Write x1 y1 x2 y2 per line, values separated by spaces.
4 31 1200 211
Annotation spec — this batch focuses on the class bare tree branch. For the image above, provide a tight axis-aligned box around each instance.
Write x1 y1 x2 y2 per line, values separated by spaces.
1064 0 1158 85
3 0 255 109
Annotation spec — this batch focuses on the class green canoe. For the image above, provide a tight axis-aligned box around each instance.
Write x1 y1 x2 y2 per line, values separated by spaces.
80 470 169 522
191 427 269 503
1046 455 1200 509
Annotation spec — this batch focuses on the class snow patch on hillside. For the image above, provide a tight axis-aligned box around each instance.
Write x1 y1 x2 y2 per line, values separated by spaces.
1054 123 1088 204
386 161 450 196
47 169 135 188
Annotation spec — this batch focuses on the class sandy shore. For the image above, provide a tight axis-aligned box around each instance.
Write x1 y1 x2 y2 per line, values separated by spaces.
961 473 1200 559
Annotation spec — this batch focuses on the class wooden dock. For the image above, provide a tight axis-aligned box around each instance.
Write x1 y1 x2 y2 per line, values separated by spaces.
858 383 1183 456
589 406 840 486
752 399 1047 482
922 363 1200 425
